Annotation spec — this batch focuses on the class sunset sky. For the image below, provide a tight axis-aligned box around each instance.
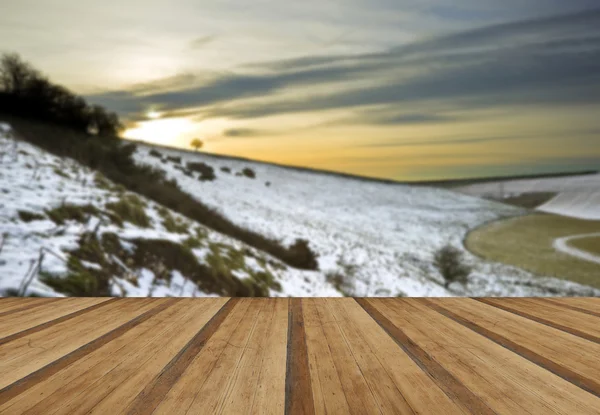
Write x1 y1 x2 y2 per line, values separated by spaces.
1 0 600 180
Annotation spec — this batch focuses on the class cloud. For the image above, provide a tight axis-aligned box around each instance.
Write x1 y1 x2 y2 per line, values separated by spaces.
189 35 217 49
88 8 600 125
222 128 268 137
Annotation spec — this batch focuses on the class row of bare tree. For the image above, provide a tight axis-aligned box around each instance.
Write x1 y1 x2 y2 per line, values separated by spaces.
0 53 122 137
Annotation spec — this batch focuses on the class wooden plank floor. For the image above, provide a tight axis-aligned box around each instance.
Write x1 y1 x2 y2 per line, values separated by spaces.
1 297 599 414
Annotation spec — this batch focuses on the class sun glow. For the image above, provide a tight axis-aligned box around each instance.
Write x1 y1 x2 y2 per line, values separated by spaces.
146 110 162 119
123 117 196 146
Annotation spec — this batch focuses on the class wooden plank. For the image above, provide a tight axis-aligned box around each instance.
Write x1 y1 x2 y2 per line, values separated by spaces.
0 298 118 346
356 298 494 415
303 298 350 415
539 298 600 318
180 298 266 414
249 299 289 415
0 298 173 407
322 299 413 414
371 299 600 414
0 298 159 389
220 299 288 414
150 298 254 414
543 297 600 315
424 298 600 397
0 297 113 339
306 298 385 414
124 297 237 415
477 298 600 343
334 299 466 414
51 298 230 415
1 297 600 414
0 298 62 317
0 298 189 414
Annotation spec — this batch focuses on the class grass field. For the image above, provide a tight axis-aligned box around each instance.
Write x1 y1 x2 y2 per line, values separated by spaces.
569 236 600 256
465 213 600 289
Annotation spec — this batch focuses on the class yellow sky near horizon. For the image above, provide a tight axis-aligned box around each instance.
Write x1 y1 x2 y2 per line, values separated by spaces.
122 104 600 180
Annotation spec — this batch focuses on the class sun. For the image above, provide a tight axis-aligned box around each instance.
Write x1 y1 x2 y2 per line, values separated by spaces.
123 117 196 146
146 110 162 119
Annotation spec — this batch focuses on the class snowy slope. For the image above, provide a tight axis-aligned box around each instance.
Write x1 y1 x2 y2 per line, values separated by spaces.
456 173 600 196
0 123 331 297
131 143 600 296
538 191 600 220
455 173 600 219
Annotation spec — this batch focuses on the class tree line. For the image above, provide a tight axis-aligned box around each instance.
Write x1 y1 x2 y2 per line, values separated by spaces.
0 53 122 137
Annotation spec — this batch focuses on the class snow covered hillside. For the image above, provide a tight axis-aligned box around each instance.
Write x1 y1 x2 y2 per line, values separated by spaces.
131 142 600 297
0 123 333 298
538 191 600 220
455 173 600 219
456 172 600 195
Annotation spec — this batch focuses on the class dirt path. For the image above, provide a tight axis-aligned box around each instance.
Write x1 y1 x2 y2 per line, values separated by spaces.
553 233 600 265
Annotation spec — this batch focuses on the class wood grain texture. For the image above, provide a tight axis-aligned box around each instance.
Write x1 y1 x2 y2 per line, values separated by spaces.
356 298 493 415
376 298 600 414
477 297 600 343
0 298 62 317
539 297 600 318
423 298 600 397
1 297 600 414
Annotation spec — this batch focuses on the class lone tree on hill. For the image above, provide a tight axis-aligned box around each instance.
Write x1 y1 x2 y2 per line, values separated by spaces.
190 138 203 151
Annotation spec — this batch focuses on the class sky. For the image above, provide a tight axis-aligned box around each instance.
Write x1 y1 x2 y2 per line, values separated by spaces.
1 0 600 181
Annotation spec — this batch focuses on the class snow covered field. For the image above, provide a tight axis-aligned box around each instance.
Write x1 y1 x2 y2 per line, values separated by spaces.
131 142 600 296
1 120 597 298
538 191 600 220
456 173 600 195
456 173 600 219
0 123 332 297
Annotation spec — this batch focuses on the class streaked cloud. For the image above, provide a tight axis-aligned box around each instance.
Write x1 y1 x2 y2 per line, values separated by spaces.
2 0 599 179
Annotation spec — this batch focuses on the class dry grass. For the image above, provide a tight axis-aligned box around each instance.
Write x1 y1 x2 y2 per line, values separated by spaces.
568 236 600 256
465 213 600 289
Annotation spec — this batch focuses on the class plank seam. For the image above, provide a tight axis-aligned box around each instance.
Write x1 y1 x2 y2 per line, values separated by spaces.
324 300 390 415
355 298 497 415
422 299 600 398
0 298 175 406
125 298 239 415
475 298 600 344
0 297 120 346
0 298 63 318
539 299 600 319
285 298 315 415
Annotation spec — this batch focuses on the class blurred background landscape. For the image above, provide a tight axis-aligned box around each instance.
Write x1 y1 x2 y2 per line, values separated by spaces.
0 0 599 298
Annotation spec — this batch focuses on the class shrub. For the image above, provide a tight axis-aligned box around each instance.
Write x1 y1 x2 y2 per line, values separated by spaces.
287 239 319 270
167 155 181 164
149 149 162 158
265 181 271 187
18 210 45 222
46 203 100 225
433 245 471 289
40 266 99 297
241 167 256 179
220 166 231 173
105 195 150 228
159 209 188 234
325 272 353 296
187 162 215 181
